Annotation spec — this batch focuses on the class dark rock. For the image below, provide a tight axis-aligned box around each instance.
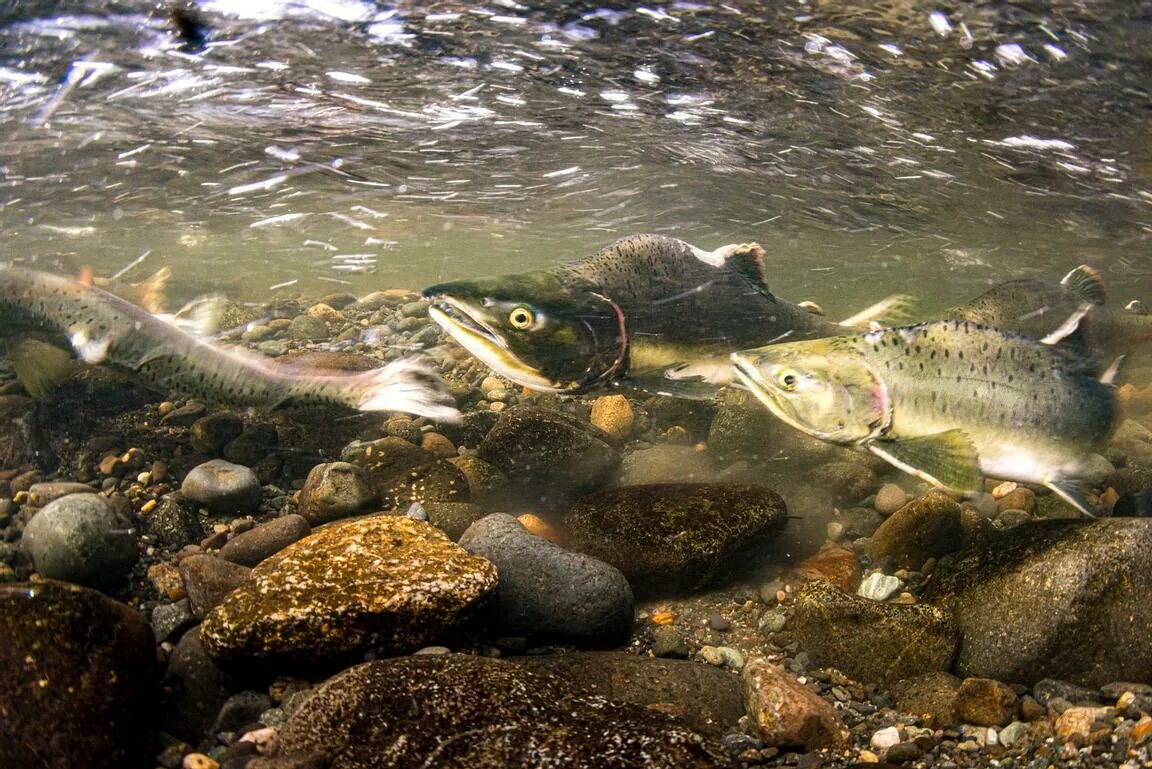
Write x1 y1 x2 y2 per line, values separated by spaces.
444 455 509 508
511 651 746 737
210 690 274 736
274 654 733 768
476 406 621 510
923 518 1152 687
218 514 311 567
181 459 263 515
790 580 957 686
564 483 787 596
191 411 246 454
342 437 469 508
141 495 206 548
863 490 965 571
152 599 197 644
296 462 378 525
889 672 962 728
434 409 500 450
1033 678 1102 707
743 658 849 750
163 626 239 743
652 625 692 658
955 677 1019 727
201 516 497 668
885 741 924 764
22 492 138 588
224 424 280 467
807 460 877 505
0 580 157 769
835 506 886 540
180 553 253 620
161 400 208 427
288 314 328 341
415 501 489 541
0 395 48 469
617 445 719 486
458 513 634 647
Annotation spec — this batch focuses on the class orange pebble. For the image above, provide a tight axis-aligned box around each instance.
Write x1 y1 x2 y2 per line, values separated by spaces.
651 611 676 626
516 513 562 544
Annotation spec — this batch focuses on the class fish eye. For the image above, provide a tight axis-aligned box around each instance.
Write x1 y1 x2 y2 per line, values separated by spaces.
508 305 536 330
776 369 800 391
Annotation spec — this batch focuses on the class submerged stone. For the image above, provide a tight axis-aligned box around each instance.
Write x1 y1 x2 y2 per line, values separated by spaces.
274 654 733 768
201 516 497 668
22 492 138 588
563 483 787 596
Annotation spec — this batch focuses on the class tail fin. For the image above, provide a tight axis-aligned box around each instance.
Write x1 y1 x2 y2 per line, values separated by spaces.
351 358 460 421
838 294 918 329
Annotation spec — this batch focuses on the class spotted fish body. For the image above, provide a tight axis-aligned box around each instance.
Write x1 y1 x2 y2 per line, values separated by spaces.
732 320 1117 512
0 265 458 418
423 233 907 395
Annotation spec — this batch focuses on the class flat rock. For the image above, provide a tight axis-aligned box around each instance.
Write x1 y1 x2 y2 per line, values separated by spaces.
0 580 157 769
564 483 787 596
863 489 965 571
342 437 469 508
743 658 849 750
217 514 311 566
511 651 745 737
274 654 733 768
181 459 263 515
201 516 497 668
458 513 634 647
296 462 378 525
22 492 138 588
790 580 958 686
923 518 1152 687
476 406 621 510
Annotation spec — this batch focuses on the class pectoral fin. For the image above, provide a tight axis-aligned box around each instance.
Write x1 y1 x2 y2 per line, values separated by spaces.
6 338 77 399
619 369 718 400
867 430 982 492
1044 477 1096 518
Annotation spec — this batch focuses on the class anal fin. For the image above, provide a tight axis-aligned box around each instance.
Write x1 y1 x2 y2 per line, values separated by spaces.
867 429 983 492
1044 477 1096 518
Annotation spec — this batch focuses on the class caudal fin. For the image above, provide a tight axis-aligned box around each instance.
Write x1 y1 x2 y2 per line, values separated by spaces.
352 358 460 421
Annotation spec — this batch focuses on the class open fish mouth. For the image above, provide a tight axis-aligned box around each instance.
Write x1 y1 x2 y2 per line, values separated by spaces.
426 298 562 392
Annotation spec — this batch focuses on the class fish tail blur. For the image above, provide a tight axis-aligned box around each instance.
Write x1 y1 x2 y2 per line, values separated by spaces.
336 358 460 421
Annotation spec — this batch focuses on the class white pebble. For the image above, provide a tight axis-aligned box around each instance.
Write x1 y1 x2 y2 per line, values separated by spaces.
870 725 901 750
858 572 904 601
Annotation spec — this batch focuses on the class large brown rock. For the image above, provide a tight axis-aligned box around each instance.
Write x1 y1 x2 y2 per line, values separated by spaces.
790 580 958 686
863 489 965 570
0 580 157 769
269 654 734 769
923 518 1152 687
564 483 787 596
742 658 849 750
201 515 497 668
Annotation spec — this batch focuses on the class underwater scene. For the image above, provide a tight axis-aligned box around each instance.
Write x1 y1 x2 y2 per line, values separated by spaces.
2 1 1152 767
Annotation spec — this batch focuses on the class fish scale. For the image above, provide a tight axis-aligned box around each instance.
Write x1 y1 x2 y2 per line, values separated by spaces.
0 265 458 418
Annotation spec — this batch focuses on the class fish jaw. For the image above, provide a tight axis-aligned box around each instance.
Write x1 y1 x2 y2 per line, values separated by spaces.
426 302 563 393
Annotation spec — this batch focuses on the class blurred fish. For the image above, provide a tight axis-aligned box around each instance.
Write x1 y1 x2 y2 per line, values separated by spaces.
423 233 912 397
0 265 458 419
946 265 1152 364
732 319 1118 515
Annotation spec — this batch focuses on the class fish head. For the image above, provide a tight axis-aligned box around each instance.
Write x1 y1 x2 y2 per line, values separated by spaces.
730 339 891 443
423 273 628 393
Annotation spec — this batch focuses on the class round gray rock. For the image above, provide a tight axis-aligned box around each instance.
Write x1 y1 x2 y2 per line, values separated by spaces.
22 493 138 588
181 459 263 515
458 513 634 647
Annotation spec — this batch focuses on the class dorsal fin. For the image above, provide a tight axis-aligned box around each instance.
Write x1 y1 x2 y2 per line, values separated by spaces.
717 242 769 288
1124 299 1148 316
1060 265 1106 305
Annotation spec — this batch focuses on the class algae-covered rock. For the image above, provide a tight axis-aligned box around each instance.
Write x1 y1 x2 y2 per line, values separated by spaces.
0 580 157 769
923 518 1152 687
272 654 734 769
863 489 965 570
563 483 787 596
201 515 497 668
790 580 958 686
296 461 378 525
342 436 469 508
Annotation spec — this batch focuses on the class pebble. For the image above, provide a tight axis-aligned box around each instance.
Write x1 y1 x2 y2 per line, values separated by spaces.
870 725 901 751
181 460 263 515
651 625 691 658
699 645 744 670
857 571 904 601
589 394 635 441
997 720 1030 747
183 753 219 769
22 492 138 588
758 608 789 634
874 483 910 515
706 613 732 631
217 514 311 567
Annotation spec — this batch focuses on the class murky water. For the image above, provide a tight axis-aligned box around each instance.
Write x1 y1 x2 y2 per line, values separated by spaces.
2 0 1149 314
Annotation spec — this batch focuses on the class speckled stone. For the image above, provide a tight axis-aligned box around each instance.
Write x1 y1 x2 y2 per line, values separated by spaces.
0 580 157 769
563 483 787 597
589 394 635 442
296 462 378 525
273 654 733 768
790 580 958 686
955 677 1019 727
743 658 849 750
342 437 470 508
201 516 498 667
863 489 965 571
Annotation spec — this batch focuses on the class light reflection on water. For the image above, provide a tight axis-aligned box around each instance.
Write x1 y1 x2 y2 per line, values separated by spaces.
0 0 1149 315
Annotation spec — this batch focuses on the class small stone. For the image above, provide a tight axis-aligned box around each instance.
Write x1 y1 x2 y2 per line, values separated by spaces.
998 721 1030 747
996 487 1036 514
183 753 219 769
589 394 635 441
858 572 904 601
874 483 910 516
870 725 901 751
217 515 311 567
990 481 1018 499
699 645 744 670
1054 705 1113 739
190 412 245 454
181 460 263 515
296 462 377 525
757 608 788 635
651 625 691 658
743 658 849 750
288 314 328 341
706 613 731 631
885 741 924 763
420 432 457 459
179 554 252 620
955 677 1019 727
152 600 197 644
514 512 561 544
